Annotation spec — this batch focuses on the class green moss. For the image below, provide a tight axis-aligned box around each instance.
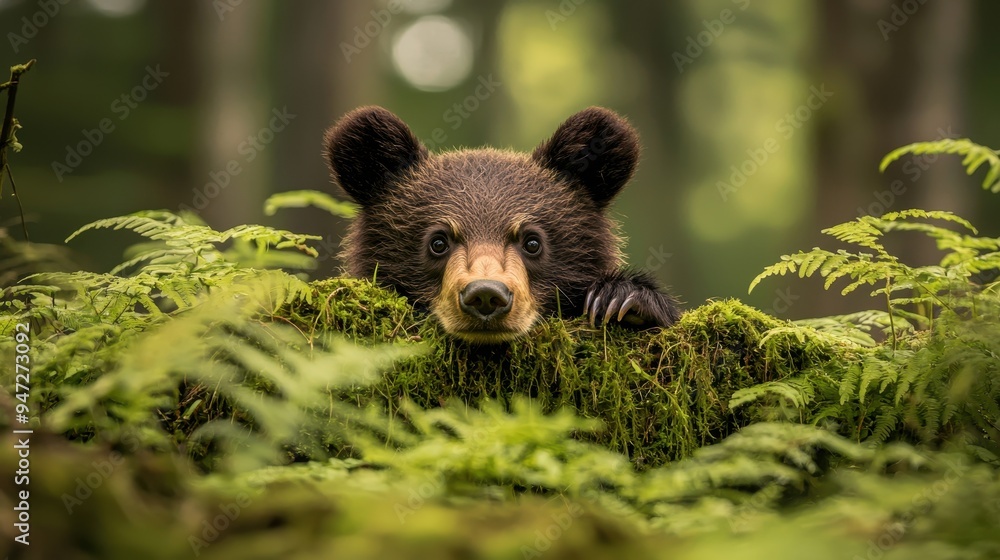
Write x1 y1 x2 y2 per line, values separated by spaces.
283 279 853 468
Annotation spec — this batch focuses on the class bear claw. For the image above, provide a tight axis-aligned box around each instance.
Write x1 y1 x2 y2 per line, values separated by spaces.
584 271 681 329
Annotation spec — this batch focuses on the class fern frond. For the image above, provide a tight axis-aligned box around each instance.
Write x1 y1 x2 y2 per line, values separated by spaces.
263 190 359 219
878 209 977 234
867 411 899 445
839 364 862 405
730 377 815 410
68 212 325 283
795 310 902 347
221 224 321 258
750 251 832 293
109 247 196 276
857 356 897 404
65 211 191 243
822 218 886 252
748 257 798 293
880 138 1000 193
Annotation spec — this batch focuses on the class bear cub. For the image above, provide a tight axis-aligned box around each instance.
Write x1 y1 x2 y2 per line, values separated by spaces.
324 106 681 343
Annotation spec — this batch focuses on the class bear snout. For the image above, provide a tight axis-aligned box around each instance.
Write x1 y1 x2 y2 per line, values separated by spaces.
459 280 513 321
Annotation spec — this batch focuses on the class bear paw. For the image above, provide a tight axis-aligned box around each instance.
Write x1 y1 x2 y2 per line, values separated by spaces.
583 271 681 329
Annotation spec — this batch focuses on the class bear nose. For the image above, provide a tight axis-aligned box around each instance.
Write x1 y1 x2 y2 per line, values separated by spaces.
459 280 513 321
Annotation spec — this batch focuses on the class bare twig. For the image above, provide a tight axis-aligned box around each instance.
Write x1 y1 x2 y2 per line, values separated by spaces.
0 59 36 240
5 164 28 240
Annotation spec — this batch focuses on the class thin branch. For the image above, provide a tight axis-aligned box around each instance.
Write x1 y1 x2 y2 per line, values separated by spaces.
5 164 28 240
885 273 897 353
0 59 36 240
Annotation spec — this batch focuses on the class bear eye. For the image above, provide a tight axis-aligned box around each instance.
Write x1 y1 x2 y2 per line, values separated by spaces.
522 235 542 256
429 234 450 256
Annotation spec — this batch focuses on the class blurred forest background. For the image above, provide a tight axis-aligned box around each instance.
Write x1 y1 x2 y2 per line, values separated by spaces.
1 0 998 319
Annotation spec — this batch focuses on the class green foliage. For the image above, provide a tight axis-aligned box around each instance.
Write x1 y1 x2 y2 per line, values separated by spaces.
745 140 1000 455
263 189 359 218
3 138 1000 557
0 227 74 287
0 212 323 457
6 210 318 321
65 209 322 274
750 209 1000 339
881 138 1000 192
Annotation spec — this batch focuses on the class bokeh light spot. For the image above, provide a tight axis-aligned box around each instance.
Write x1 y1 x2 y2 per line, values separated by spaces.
392 16 473 92
86 0 145 17
402 0 452 15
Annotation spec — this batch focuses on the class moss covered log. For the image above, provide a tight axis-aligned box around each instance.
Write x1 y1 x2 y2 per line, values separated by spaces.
277 278 855 468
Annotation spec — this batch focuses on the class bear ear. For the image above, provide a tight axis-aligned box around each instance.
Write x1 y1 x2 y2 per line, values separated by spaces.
532 107 640 209
324 106 428 206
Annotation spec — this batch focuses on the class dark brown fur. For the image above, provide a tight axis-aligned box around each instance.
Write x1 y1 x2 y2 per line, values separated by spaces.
324 106 681 342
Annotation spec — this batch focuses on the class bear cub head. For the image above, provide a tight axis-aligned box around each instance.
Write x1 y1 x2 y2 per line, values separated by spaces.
325 106 642 343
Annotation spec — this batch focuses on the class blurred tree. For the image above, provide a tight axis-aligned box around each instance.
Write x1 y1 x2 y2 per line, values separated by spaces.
657 0 815 315
151 0 200 197
814 0 972 316
271 1 372 276
0 1 196 272
449 0 507 147
607 1 688 313
195 0 272 228
967 0 1000 231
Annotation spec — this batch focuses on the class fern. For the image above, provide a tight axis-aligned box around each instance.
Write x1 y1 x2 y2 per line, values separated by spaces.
750 210 1000 336
730 376 816 411
0 207 327 448
880 138 1000 192
745 138 1000 452
795 310 909 347
65 210 321 276
867 410 900 445
263 189 359 218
